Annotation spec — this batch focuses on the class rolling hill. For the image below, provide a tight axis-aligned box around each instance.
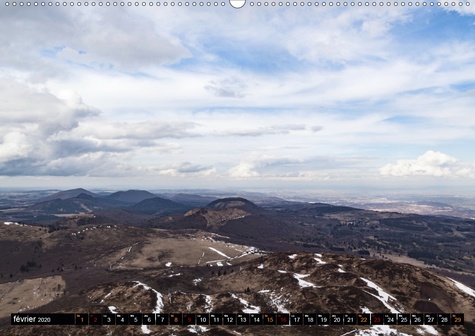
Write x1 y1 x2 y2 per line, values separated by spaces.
128 197 189 215
37 188 98 202
105 190 157 204
206 197 261 213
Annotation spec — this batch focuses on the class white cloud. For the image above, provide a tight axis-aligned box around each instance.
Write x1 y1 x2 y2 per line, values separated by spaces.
379 151 473 178
0 80 99 136
0 80 148 177
44 152 129 177
228 162 260 179
0 7 190 80
443 3 475 16
282 7 411 63
204 77 248 98
74 120 199 140
156 162 217 178
210 124 307 137
0 132 33 163
224 154 376 182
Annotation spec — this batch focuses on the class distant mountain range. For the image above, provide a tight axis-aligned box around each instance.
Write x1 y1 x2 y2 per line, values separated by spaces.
27 191 269 218
26 189 200 217
37 188 98 202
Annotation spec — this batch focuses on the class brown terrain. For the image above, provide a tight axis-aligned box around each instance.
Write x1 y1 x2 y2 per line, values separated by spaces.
0 191 475 335
1 219 474 336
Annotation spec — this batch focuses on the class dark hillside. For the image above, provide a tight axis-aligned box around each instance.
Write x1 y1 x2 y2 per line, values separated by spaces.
207 197 261 213
128 197 189 215
105 190 157 204
37 188 98 202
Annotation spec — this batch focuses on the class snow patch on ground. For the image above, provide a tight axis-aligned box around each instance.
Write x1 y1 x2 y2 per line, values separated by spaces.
449 278 475 298
202 236 217 243
193 278 202 286
4 221 22 226
270 292 290 313
208 247 231 258
314 257 327 265
204 294 213 312
293 273 317 288
216 262 223 267
141 324 152 334
134 281 164 313
231 294 260 313
100 292 112 303
360 278 399 314
360 306 372 314
257 264 264 269
168 273 181 277
419 325 439 335
278 270 287 273
188 325 210 333
205 259 225 264
108 306 118 313
198 251 205 265
362 289 399 314
288 254 297 260
165 262 172 267
230 247 261 260
257 290 289 313
270 294 289 313
360 278 397 302
355 325 413 336
338 268 345 273
213 233 230 239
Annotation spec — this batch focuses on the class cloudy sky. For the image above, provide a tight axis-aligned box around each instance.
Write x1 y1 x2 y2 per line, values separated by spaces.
1 4 475 192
